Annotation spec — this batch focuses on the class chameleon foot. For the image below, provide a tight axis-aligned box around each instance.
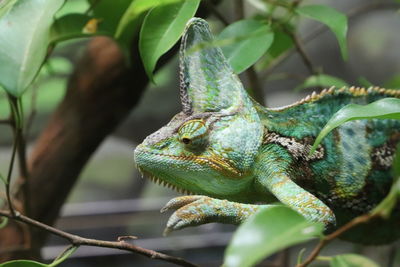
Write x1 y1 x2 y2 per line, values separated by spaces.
161 195 262 235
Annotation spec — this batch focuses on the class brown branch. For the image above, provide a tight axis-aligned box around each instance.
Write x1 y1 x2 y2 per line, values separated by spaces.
0 1 221 261
0 210 198 267
297 213 378 267
0 36 152 261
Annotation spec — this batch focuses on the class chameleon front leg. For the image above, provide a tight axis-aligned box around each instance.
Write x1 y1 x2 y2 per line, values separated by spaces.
162 144 336 234
161 195 276 235
255 144 336 228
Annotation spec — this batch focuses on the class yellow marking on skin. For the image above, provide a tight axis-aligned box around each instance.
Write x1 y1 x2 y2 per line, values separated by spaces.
273 180 288 188
178 119 206 133
194 155 243 178
141 151 243 178
269 86 400 111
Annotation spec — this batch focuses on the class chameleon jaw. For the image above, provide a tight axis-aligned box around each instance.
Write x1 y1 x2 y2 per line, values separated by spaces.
137 149 243 179
137 166 195 195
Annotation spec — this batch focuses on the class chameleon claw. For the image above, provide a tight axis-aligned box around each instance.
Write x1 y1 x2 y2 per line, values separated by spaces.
160 195 203 213
163 227 172 236
163 213 186 236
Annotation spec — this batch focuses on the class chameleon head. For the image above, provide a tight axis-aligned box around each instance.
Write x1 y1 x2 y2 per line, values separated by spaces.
134 18 263 198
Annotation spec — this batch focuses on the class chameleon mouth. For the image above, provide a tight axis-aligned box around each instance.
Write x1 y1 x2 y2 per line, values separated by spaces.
136 166 195 195
137 148 243 178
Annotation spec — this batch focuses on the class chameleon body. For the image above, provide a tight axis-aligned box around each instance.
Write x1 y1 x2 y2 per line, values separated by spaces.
134 18 400 244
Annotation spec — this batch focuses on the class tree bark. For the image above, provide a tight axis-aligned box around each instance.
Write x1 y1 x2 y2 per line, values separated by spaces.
0 2 219 261
0 36 149 261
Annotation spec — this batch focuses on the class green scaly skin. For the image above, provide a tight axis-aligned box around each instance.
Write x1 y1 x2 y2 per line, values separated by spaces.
134 18 400 244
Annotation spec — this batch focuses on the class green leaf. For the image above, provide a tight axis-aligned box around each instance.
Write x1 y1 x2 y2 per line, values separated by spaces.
384 75 400 89
50 14 108 43
297 5 348 60
139 0 200 79
330 254 379 267
311 98 400 153
372 177 400 218
48 246 77 267
357 76 374 88
43 57 73 76
0 0 17 19
0 246 77 267
91 0 132 34
295 74 348 91
0 0 64 96
55 0 89 18
115 0 182 47
223 206 323 267
393 144 400 177
217 19 274 74
0 172 7 184
0 260 48 267
0 217 8 229
268 27 293 58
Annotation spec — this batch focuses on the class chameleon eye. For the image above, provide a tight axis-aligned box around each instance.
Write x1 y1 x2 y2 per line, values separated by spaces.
181 137 191 144
178 120 208 149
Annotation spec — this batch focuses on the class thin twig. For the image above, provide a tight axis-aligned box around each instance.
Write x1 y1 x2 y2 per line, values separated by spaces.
232 0 265 104
0 119 11 125
246 67 265 103
264 0 291 8
388 244 397 267
5 95 32 250
15 128 30 217
262 2 400 77
6 96 30 216
282 26 317 75
266 72 306 82
0 210 199 267
233 0 245 20
25 84 38 141
292 0 303 7
204 1 229 26
5 143 17 216
5 98 19 217
297 213 377 267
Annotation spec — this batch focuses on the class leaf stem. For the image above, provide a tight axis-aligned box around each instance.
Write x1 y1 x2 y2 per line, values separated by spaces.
4 97 19 217
297 213 378 267
48 245 78 267
316 255 332 261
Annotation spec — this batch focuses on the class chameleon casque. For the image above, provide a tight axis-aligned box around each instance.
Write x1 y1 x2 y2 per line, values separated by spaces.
134 18 400 244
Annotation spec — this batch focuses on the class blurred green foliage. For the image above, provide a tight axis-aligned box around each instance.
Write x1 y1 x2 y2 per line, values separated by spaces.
0 0 399 266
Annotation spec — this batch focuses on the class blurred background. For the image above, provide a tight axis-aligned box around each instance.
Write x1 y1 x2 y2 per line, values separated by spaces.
1 0 400 266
